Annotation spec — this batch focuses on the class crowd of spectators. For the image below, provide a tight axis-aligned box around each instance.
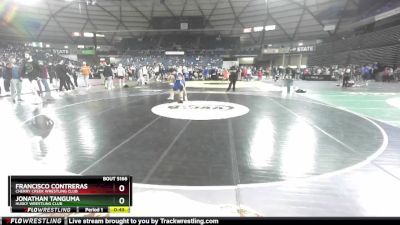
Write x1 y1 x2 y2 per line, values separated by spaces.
121 52 223 68
117 51 225 82
304 63 399 82
259 62 400 87
0 43 96 103
2 40 399 105
1 42 243 104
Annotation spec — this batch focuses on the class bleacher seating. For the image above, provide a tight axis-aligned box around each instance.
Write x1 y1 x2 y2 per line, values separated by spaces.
121 51 223 68
309 24 400 66
0 43 73 65
159 35 198 50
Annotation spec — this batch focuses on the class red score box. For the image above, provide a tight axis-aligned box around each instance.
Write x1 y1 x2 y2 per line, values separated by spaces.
12 183 117 195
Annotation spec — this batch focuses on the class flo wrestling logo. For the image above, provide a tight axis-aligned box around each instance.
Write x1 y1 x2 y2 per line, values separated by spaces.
151 101 249 120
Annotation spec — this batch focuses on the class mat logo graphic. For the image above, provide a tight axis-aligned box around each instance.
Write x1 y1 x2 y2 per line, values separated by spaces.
152 101 249 120
167 105 234 111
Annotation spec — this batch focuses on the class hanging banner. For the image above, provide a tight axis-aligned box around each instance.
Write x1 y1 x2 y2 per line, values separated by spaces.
289 46 315 53
52 49 70 55
263 48 290 54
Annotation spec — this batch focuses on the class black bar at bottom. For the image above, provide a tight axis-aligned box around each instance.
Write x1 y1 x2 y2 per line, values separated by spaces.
11 207 77 213
66 217 400 225
2 217 64 225
3 217 400 225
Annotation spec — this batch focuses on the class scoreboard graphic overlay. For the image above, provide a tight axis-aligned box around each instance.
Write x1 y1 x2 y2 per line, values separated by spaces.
8 176 132 213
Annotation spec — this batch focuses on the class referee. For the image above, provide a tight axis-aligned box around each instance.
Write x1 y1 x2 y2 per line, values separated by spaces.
226 65 239 92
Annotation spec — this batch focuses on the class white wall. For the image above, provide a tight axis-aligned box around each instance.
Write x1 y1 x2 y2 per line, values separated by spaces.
60 54 78 61
223 60 239 69
266 54 309 67
239 57 255 65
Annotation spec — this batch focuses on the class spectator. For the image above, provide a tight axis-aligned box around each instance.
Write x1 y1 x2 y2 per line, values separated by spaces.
1 62 10 94
56 60 70 92
21 52 42 102
9 59 22 103
39 61 50 93
257 68 263 80
68 63 78 88
116 63 126 88
383 66 390 82
103 62 114 90
343 66 351 87
80 62 91 87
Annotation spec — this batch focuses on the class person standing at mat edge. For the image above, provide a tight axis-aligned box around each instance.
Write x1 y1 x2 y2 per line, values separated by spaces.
56 60 70 92
9 59 23 103
22 53 42 103
103 61 114 90
226 65 239 92
80 62 91 88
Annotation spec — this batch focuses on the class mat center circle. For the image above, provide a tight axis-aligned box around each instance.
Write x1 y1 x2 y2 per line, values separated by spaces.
151 101 250 120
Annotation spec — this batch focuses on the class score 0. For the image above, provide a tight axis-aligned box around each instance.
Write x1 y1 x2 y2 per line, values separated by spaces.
118 184 125 192
117 184 126 205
